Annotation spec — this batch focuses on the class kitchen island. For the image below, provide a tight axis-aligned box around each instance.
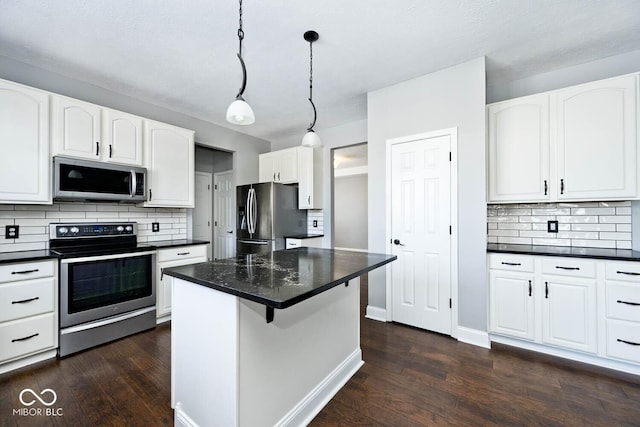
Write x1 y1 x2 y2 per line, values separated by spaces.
164 247 396 427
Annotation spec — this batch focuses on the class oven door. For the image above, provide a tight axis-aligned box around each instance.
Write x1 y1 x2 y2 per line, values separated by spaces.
59 251 156 328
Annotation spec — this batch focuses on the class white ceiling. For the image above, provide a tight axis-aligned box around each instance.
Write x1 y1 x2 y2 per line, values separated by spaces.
1 1 639 143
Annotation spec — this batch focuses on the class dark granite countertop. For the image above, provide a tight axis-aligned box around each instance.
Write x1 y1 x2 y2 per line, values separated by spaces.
284 234 324 239
164 247 396 309
488 243 640 261
138 239 209 250
0 250 58 265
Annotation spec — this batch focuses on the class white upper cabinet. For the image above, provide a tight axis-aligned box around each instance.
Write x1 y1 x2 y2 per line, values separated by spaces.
258 146 323 209
143 120 195 208
487 73 639 203
52 95 143 166
0 79 51 204
101 109 143 166
487 93 550 202
554 75 637 200
258 147 298 184
52 95 101 160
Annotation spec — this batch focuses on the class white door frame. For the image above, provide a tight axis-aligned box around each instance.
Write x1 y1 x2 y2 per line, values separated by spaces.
193 171 213 259
385 127 459 338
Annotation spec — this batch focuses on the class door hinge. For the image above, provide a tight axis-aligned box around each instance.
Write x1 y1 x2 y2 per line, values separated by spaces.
214 184 217 190
208 221 211 227
214 221 217 226
449 298 452 309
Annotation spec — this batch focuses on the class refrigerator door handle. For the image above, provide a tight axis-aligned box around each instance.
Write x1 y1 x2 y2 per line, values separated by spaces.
247 188 255 235
249 188 258 235
238 240 270 245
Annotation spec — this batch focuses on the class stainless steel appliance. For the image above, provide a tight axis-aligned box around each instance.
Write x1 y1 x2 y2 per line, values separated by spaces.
50 222 156 357
53 156 146 202
236 182 307 255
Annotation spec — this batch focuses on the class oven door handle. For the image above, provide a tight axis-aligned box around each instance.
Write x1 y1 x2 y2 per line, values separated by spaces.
60 250 157 264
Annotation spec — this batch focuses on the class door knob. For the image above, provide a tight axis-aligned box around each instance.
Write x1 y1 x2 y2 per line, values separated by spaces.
393 239 405 246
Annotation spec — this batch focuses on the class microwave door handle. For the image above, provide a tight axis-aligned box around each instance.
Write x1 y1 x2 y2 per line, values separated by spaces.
130 170 137 198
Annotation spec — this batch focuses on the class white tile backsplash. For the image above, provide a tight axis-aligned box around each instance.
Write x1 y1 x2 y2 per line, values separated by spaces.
488 201 632 248
0 202 187 253
307 210 324 234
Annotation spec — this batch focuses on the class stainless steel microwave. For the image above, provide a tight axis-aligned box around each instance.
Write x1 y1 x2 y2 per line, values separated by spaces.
53 156 147 202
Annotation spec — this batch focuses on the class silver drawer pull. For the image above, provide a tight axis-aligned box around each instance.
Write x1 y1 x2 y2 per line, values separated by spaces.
617 338 640 346
617 300 640 306
11 297 40 304
12 333 39 343
11 269 39 275
616 270 640 276
501 262 521 266
177 252 190 256
555 266 579 270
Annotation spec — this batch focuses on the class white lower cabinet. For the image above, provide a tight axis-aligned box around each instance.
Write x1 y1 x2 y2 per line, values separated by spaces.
0 260 58 371
488 253 640 374
156 245 207 322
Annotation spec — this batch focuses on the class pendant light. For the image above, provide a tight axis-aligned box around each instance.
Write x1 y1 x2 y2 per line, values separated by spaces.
301 30 321 147
226 0 255 125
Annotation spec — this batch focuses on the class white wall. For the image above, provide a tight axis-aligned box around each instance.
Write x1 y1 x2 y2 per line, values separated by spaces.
367 57 487 331
334 174 368 250
487 49 640 103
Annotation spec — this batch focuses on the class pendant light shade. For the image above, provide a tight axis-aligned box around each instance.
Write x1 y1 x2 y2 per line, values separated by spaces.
227 0 254 126
301 30 321 147
302 130 321 147
226 96 255 125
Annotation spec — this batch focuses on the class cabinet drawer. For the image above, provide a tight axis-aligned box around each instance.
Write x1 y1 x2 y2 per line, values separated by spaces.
0 260 55 284
0 278 55 322
0 313 56 363
606 282 640 322
157 245 207 262
606 262 640 282
286 239 302 249
541 257 596 278
488 254 534 272
606 320 640 364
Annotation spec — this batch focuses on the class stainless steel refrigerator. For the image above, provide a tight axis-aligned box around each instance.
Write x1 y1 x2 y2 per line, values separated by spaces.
236 182 307 255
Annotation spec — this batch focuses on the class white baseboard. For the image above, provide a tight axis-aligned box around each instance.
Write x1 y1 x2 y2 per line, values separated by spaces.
156 314 171 325
174 402 198 427
0 349 57 375
456 326 491 349
365 305 387 322
276 348 364 427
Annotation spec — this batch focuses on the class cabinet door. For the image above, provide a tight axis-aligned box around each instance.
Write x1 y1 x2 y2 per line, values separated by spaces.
489 270 535 340
102 108 143 166
144 120 195 208
52 95 101 160
298 146 323 209
277 147 299 184
555 75 637 200
487 94 550 202
0 79 51 203
542 275 597 353
258 152 277 183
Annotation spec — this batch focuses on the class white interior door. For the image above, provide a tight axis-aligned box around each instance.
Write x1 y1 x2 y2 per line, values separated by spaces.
214 171 235 259
193 172 212 260
390 133 452 335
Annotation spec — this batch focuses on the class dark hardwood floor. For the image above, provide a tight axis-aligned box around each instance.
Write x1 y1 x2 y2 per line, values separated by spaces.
2 276 640 426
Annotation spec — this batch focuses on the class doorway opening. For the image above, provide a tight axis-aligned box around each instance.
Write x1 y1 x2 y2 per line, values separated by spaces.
191 145 234 259
332 143 368 251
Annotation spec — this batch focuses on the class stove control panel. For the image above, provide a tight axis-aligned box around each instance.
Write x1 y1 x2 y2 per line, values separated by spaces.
51 223 137 239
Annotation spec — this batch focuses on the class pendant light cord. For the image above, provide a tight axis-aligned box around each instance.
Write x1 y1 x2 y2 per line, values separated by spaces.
307 36 317 131
235 0 247 99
